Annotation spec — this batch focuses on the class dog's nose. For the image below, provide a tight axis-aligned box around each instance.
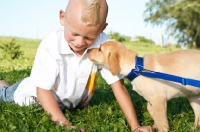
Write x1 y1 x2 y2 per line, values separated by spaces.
87 49 91 53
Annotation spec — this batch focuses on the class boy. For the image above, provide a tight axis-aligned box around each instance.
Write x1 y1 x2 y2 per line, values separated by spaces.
0 0 153 131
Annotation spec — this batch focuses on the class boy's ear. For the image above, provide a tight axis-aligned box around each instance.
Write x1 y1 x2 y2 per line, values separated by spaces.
59 10 65 26
102 23 108 31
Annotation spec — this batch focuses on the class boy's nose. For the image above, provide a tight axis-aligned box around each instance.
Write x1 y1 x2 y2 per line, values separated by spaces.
76 36 86 46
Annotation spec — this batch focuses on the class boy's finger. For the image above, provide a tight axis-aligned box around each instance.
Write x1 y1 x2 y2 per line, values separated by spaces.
79 128 85 132
147 126 154 132
70 126 85 132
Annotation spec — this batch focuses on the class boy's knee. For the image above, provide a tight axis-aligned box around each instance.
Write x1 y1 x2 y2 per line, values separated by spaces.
0 80 9 87
0 86 7 101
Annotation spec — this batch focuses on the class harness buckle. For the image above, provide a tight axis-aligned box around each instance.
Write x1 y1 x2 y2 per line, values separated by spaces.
181 78 186 85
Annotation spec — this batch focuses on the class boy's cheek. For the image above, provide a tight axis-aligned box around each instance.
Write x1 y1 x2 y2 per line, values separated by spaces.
86 40 95 47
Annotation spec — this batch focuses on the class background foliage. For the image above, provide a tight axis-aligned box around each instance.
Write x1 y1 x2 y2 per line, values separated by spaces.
0 38 23 60
144 0 200 48
107 31 131 42
0 37 200 131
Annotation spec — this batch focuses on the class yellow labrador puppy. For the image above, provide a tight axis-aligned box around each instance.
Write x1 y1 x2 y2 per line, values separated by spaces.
87 41 200 132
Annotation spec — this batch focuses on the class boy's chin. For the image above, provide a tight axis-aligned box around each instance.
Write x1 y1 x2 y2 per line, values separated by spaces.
73 49 86 56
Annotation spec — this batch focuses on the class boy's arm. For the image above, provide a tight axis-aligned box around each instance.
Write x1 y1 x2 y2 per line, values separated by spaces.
37 87 85 132
111 79 153 132
36 87 69 125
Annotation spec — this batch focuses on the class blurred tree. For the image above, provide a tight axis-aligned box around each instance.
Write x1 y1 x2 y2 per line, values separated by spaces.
144 0 200 48
0 38 23 59
107 31 131 42
134 36 154 43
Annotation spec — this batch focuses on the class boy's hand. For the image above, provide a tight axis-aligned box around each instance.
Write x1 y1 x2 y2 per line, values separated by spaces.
66 125 85 132
133 126 154 132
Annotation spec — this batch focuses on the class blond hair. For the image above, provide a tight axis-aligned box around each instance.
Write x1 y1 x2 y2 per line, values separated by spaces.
81 0 100 25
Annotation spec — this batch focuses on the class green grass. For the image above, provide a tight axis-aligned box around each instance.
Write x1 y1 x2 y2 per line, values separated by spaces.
0 37 200 131
124 41 181 56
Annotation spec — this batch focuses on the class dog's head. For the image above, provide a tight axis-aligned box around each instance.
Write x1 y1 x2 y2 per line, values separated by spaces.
87 41 127 75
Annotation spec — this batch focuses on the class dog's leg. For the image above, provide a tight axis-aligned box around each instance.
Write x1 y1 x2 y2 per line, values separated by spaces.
147 102 157 129
188 95 200 127
147 102 158 129
149 96 169 132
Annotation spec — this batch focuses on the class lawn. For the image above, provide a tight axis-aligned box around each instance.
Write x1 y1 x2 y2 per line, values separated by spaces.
0 37 199 131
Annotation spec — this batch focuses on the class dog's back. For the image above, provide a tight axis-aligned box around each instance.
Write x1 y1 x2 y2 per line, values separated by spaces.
133 50 200 99
144 50 200 80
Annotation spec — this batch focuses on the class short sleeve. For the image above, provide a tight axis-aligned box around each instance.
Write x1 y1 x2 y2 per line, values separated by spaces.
29 36 59 90
99 66 123 85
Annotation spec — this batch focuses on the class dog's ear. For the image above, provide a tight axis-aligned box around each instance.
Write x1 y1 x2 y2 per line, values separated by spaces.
108 52 121 76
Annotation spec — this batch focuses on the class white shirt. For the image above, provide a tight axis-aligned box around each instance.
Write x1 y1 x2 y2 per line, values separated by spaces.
14 27 122 108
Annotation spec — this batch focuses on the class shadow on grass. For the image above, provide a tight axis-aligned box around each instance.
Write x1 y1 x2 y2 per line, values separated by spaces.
0 68 31 85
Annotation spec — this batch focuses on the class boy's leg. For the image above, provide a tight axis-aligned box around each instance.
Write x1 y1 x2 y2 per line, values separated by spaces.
0 81 21 102
0 80 9 87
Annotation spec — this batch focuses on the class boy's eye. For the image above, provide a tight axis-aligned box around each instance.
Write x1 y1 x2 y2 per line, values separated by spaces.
85 37 96 40
87 37 95 40
72 33 78 36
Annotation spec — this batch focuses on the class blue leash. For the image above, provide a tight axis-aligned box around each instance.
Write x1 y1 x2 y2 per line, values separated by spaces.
125 56 200 88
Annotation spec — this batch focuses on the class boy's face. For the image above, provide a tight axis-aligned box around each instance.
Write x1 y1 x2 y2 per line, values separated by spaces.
64 17 105 56
59 11 107 57
59 0 108 56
